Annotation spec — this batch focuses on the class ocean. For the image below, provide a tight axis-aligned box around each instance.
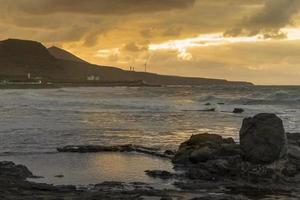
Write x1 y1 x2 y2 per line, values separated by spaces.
0 85 299 185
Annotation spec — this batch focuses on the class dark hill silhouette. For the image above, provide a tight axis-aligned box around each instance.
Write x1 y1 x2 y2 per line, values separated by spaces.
0 39 253 86
0 39 61 79
48 46 88 63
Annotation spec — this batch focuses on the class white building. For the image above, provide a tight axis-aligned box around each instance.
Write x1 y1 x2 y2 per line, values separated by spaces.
87 75 100 81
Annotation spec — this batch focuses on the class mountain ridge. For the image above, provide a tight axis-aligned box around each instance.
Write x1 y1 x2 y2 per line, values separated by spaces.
0 38 253 86
48 46 88 63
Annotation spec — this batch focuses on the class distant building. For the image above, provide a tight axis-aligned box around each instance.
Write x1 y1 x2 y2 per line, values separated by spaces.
87 75 100 81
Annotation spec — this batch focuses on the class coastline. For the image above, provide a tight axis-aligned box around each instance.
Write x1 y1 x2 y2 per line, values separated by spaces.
0 80 162 89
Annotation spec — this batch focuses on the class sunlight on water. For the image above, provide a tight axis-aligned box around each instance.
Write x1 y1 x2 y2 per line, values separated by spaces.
0 152 174 186
0 86 299 155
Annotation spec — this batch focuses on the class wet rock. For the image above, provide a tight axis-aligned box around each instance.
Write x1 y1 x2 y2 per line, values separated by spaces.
172 114 300 184
233 108 245 114
239 113 287 164
200 108 215 112
94 181 125 191
189 146 217 163
184 168 214 180
282 162 298 177
160 197 172 200
287 144 300 171
0 161 33 180
172 133 238 164
164 150 176 156
57 144 172 158
145 170 174 179
287 132 300 146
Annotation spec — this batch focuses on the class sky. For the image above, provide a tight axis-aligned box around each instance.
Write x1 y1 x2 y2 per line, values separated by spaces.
1 0 300 85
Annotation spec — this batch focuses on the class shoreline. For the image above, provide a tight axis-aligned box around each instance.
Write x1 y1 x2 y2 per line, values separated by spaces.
0 81 260 89
0 81 162 89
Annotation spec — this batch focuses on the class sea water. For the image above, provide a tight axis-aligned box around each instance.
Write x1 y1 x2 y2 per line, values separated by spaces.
0 85 299 185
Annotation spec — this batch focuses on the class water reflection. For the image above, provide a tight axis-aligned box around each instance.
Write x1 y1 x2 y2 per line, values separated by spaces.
1 152 174 186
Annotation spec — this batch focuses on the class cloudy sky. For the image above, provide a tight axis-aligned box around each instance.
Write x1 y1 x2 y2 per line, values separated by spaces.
1 0 300 85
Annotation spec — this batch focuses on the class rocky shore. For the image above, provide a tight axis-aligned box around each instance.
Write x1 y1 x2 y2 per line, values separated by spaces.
1 113 300 199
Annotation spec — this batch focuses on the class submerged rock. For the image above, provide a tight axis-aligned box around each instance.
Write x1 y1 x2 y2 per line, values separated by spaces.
145 170 174 179
0 161 33 180
239 113 287 164
57 144 173 158
233 108 245 113
201 108 216 112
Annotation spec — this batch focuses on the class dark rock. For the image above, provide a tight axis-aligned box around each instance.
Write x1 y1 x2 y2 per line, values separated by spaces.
239 113 287 164
57 144 172 158
222 137 235 144
54 175 64 178
94 181 125 191
164 150 176 156
160 197 172 200
201 108 215 112
0 161 33 180
233 108 245 114
287 132 300 146
287 144 300 171
184 168 214 180
205 103 211 106
172 133 238 164
182 133 224 146
145 170 174 179
189 146 218 163
282 162 298 177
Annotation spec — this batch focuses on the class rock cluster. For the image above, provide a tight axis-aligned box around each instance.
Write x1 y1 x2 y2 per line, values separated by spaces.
172 113 300 184
173 133 239 165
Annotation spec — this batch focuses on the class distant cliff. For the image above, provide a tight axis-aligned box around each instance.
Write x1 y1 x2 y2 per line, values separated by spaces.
0 39 253 86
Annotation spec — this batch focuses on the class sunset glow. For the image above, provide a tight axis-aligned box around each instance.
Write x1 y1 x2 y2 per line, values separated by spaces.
2 0 300 84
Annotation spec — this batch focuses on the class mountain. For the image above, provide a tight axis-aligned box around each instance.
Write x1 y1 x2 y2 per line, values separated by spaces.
0 38 253 86
0 39 62 79
48 46 88 63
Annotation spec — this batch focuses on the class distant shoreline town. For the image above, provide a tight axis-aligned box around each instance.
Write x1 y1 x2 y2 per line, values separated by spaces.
0 38 253 88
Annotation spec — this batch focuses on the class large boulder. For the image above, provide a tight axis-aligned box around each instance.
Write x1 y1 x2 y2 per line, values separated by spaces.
239 113 287 164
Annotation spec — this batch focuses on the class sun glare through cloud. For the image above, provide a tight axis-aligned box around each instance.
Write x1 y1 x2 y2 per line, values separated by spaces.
148 28 300 61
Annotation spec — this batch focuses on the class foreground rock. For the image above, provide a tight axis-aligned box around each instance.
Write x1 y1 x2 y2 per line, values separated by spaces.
240 113 287 164
171 113 300 198
172 133 238 165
